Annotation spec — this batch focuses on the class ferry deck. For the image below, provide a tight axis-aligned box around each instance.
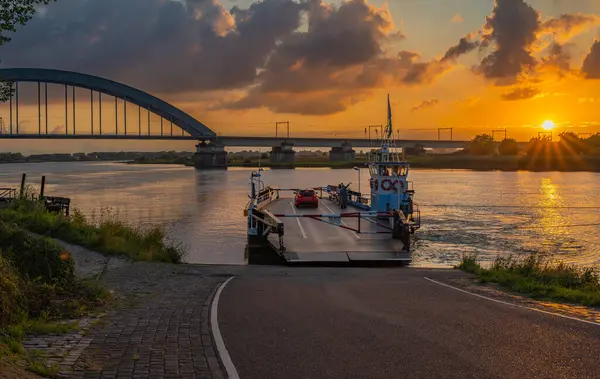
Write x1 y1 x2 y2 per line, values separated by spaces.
263 196 410 264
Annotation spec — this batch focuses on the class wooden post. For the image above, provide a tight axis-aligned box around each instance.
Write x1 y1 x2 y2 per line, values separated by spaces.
19 173 26 199
40 176 46 200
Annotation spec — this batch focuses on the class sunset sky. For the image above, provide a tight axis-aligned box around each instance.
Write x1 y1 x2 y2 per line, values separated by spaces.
1 0 600 153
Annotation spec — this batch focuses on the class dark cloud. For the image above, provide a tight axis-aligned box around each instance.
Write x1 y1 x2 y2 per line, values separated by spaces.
225 0 457 115
474 1 598 84
478 0 540 82
540 43 571 76
0 0 500 115
582 40 600 79
410 99 439 112
441 34 479 62
501 86 540 101
0 0 304 94
540 13 600 43
4 0 443 114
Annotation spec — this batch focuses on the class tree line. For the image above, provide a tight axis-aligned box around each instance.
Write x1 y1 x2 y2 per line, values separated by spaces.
463 132 600 157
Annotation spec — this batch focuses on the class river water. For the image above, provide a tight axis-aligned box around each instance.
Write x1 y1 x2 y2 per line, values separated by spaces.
1 162 599 267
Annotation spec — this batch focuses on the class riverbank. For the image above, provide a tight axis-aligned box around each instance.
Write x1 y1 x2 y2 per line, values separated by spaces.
457 254 600 306
0 200 186 264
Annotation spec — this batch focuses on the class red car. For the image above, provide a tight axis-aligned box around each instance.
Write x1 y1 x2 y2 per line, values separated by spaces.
295 189 319 208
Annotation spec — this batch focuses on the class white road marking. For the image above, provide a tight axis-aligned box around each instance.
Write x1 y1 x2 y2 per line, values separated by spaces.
290 202 308 239
321 201 361 239
211 276 239 379
424 277 600 328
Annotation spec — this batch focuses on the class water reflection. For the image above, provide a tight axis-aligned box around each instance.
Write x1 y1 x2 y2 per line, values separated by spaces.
537 177 564 238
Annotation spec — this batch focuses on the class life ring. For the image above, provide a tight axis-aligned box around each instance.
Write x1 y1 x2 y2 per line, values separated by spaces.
381 179 393 191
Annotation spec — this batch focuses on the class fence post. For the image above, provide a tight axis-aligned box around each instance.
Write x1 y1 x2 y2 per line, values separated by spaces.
40 176 46 200
19 173 26 199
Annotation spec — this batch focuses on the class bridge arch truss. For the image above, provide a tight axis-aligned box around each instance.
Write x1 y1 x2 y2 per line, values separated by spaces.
0 68 215 140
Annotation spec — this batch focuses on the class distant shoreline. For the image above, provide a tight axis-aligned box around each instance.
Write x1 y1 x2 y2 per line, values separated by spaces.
127 155 600 172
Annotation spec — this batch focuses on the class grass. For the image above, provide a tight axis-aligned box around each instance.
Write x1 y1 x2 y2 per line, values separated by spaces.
26 357 59 378
0 195 186 263
24 320 79 335
456 253 600 306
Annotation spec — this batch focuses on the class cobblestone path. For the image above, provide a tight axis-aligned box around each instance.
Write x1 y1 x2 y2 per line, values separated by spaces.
66 263 229 379
21 237 233 379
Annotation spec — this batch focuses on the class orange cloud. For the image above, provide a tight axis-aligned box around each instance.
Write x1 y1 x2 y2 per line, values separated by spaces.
451 14 463 24
411 99 439 112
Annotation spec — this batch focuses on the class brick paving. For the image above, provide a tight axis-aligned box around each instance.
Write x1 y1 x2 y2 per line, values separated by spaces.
21 238 231 379
65 263 228 379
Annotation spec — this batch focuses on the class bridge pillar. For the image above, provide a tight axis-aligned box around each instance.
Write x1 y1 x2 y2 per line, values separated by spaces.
329 142 355 162
193 141 227 169
270 142 295 165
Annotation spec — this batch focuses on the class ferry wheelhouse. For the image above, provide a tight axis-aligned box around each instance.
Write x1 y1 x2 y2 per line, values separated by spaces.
348 96 420 236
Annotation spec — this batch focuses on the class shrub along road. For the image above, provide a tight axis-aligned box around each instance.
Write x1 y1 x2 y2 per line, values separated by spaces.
218 267 600 379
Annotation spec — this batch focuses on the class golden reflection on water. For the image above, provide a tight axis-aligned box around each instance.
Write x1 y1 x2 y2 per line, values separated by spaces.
537 177 567 239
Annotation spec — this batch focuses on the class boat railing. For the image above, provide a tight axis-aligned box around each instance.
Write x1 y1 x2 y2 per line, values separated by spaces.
409 203 421 232
245 186 278 216
348 190 369 205
406 181 415 193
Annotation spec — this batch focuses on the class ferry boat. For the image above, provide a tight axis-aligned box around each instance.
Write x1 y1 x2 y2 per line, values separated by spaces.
245 95 420 264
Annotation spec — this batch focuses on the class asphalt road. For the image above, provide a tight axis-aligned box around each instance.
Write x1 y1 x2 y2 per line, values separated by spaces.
218 267 600 379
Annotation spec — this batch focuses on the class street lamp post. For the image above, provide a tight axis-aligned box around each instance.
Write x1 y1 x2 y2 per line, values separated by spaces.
353 167 361 195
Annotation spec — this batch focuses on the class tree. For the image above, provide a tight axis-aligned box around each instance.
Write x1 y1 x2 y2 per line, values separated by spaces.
558 131 587 155
466 134 496 155
1 0 55 102
584 133 600 156
524 136 552 157
498 138 519 156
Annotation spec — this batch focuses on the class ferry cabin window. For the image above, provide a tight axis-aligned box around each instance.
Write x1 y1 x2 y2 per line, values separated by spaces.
380 167 393 176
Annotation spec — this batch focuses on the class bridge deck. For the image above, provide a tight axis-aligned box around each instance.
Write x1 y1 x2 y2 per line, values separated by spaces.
264 198 409 263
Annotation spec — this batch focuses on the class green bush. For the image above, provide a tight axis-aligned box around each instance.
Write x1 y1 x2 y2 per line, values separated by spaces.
0 202 185 263
455 253 480 274
0 221 75 286
457 253 600 306
0 256 26 329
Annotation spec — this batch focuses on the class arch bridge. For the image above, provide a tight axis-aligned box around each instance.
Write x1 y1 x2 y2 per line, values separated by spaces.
0 68 215 140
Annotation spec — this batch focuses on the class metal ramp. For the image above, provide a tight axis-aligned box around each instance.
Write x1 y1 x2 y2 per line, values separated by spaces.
264 197 411 264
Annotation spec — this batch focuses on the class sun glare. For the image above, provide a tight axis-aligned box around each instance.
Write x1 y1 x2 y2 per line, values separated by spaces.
542 120 555 131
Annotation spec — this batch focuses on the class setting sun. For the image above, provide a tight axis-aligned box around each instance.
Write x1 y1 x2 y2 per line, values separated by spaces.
542 120 555 131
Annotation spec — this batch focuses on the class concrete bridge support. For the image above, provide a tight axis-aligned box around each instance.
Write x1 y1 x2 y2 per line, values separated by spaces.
193 142 227 169
270 142 296 164
330 142 355 162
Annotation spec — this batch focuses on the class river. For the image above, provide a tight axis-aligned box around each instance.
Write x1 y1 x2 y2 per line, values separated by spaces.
1 161 599 267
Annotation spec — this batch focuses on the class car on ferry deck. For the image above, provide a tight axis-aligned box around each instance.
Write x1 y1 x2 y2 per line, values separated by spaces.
295 189 319 208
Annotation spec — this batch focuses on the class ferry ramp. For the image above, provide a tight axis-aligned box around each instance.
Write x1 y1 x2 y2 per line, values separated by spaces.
263 197 409 264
